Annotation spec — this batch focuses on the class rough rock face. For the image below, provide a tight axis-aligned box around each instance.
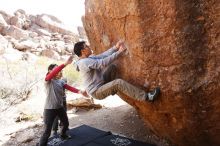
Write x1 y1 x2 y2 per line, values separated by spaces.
83 0 220 146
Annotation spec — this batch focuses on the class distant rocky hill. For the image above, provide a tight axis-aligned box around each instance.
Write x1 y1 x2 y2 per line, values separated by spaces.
0 9 87 61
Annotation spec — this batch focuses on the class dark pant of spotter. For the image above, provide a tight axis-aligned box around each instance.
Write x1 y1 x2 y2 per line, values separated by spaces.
52 101 67 132
39 107 69 146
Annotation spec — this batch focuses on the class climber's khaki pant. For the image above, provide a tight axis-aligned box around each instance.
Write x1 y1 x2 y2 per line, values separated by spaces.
91 65 146 101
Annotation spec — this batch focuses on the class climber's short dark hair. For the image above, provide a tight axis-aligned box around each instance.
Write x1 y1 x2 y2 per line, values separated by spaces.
74 41 86 57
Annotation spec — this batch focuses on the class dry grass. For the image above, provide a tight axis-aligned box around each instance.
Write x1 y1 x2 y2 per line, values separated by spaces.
0 56 82 145
0 56 81 111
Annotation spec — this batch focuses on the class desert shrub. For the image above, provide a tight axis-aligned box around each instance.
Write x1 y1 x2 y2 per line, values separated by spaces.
63 64 82 85
0 56 82 111
0 58 46 108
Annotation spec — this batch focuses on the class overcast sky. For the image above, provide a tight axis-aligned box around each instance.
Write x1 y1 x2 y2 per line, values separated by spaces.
0 0 85 31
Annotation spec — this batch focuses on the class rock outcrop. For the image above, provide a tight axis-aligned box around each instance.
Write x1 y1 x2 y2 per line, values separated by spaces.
77 26 88 40
0 10 86 61
83 0 220 146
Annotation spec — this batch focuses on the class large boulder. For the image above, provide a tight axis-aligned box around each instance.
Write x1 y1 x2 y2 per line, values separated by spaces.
13 39 38 51
83 0 220 146
29 24 52 37
0 14 8 32
0 14 7 26
1 25 29 40
35 14 74 35
41 49 60 60
0 10 11 24
10 16 25 29
0 35 8 54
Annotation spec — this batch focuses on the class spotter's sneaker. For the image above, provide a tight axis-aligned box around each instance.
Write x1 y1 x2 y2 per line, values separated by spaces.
52 130 58 136
60 134 71 140
147 87 160 101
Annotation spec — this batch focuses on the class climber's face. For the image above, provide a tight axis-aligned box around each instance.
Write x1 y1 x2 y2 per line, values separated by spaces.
82 44 92 57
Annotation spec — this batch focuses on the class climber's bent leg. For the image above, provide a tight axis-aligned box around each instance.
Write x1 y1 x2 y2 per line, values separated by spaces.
92 79 147 100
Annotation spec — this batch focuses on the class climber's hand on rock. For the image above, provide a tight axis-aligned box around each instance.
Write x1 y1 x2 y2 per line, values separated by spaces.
115 40 124 50
118 45 127 53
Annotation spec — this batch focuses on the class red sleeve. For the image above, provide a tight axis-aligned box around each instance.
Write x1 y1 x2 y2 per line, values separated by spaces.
45 64 65 81
64 84 79 93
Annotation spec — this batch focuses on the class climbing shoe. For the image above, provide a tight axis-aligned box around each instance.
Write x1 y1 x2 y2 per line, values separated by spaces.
147 87 160 101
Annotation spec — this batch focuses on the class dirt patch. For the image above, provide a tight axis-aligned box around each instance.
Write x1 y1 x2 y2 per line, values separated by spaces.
1 95 171 146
